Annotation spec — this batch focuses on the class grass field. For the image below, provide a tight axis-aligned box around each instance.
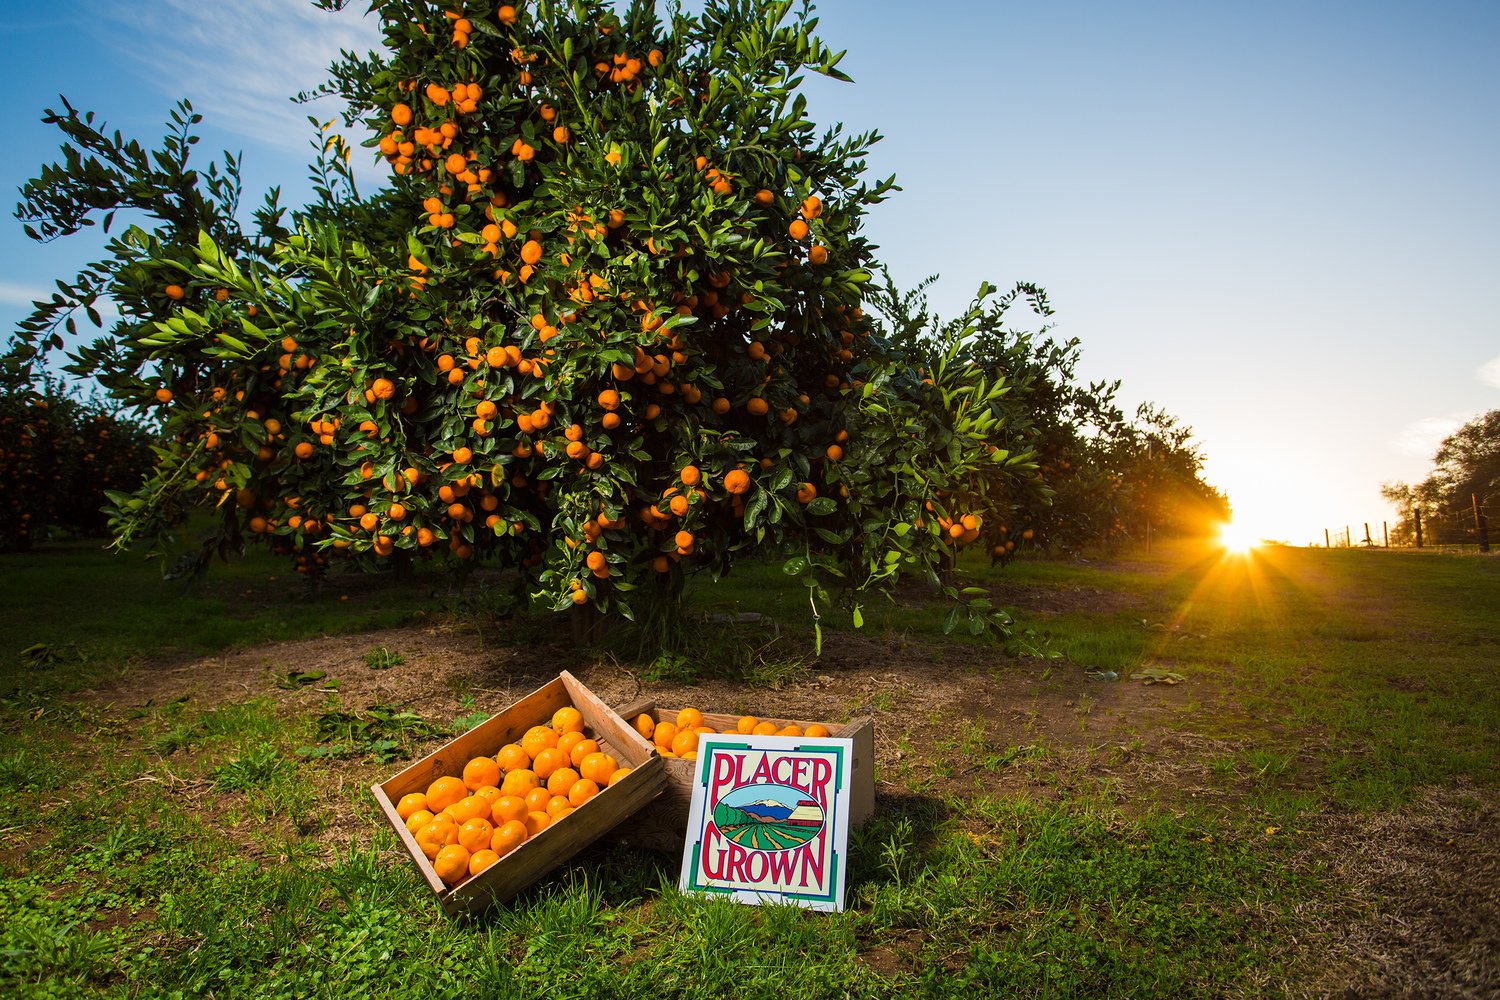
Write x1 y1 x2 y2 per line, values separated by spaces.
0 538 1495 997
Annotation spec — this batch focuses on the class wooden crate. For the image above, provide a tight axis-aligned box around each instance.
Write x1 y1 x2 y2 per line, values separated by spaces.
608 700 874 853
372 671 665 916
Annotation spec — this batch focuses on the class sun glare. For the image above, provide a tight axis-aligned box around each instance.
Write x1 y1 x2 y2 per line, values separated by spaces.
1217 521 1259 555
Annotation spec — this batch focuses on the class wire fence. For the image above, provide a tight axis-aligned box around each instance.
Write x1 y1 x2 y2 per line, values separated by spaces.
1322 492 1493 551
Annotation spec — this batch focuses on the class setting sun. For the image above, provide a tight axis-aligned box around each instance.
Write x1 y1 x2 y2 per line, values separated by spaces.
1217 521 1260 554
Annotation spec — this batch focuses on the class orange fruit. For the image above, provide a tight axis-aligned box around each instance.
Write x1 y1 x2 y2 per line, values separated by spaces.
546 794 574 818
776 725 804 737
579 752 618 785
492 819 527 856
670 730 699 756
434 844 471 885
444 794 492 824
491 795 527 825
557 731 586 759
805 724 831 738
550 804 576 822
521 725 559 758
462 756 501 791
404 809 436 834
568 779 599 807
736 715 759 735
415 817 459 860
524 811 551 836
568 738 600 767
752 720 778 736
425 775 467 812
473 785 502 810
606 767 632 787
457 818 494 853
469 848 500 876
634 714 656 740
500 768 540 797
531 747 568 780
546 766 581 796
496 743 531 773
396 792 428 820
551 706 585 733
652 722 678 750
676 707 704 730
524 786 554 814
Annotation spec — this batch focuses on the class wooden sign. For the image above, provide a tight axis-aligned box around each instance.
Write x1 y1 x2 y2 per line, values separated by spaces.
678 734 851 912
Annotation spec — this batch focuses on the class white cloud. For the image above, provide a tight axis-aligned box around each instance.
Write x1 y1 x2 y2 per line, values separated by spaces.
87 0 383 152
0 282 48 307
1394 414 1473 458
1479 354 1500 389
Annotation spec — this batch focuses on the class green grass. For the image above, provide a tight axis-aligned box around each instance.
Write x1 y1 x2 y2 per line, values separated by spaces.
0 538 1496 996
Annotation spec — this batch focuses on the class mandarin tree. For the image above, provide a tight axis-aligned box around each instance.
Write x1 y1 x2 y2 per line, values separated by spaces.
11 0 1035 640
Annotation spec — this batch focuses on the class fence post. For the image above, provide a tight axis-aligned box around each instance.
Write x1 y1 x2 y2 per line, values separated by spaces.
1383 521 1389 548
1324 528 1330 548
1415 509 1423 548
1363 522 1371 546
1345 526 1352 547
1476 493 1491 553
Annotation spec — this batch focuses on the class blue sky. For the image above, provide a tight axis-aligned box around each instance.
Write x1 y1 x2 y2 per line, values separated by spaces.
3 0 1496 543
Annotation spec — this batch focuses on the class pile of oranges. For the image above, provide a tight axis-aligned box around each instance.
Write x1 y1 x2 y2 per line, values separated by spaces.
392 704 633 887
632 707 831 759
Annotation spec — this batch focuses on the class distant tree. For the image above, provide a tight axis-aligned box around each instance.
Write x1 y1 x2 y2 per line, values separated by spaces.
1383 409 1499 545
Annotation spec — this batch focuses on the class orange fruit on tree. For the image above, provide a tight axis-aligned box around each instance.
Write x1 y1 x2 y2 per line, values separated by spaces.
433 844 471 885
500 768 540 797
492 819 527 856
788 218 809 240
462 756 501 790
396 792 428 820
579 751 618 785
491 795 527 825
568 738 600 767
425 775 467 812
497 743 531 773
457 817 494 853
724 469 750 494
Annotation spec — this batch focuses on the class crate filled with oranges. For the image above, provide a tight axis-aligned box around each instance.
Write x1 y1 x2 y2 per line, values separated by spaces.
372 671 665 916
608 701 875 853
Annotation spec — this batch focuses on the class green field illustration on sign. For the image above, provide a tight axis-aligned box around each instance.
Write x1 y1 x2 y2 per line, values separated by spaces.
711 783 825 851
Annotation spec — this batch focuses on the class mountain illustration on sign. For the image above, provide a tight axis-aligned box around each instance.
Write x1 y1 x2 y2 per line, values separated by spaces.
712 783 824 852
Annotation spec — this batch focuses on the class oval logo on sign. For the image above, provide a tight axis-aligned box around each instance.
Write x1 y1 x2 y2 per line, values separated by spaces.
711 783 825 851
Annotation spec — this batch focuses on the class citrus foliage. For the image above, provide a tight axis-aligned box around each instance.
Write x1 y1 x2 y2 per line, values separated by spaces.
873 274 1227 561
0 379 153 552
10 0 1036 634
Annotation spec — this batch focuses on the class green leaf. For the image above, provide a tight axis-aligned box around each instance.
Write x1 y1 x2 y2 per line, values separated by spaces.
806 496 836 516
